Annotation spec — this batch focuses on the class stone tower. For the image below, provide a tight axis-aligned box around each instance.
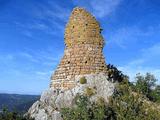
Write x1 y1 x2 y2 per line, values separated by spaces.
50 7 108 90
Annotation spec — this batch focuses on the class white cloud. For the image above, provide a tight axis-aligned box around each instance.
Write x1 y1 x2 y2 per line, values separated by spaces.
0 47 63 75
14 2 71 37
28 23 49 31
19 52 40 63
107 25 159 49
73 0 122 18
118 43 160 84
0 54 15 66
31 2 71 31
105 24 160 83
141 43 160 57
22 30 33 38
35 70 53 80
0 49 60 91
90 0 121 18
34 2 70 21
119 66 160 84
19 48 63 66
129 43 160 66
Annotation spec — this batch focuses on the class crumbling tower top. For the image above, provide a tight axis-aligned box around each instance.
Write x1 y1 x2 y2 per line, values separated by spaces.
65 7 104 48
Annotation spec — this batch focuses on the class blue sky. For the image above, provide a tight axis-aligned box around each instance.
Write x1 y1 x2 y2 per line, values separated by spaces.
0 0 160 95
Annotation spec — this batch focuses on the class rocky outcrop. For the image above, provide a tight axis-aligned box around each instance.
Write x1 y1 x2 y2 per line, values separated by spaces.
27 73 115 120
27 7 113 120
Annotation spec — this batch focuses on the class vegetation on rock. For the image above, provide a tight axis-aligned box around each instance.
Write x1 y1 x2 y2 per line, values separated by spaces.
0 107 34 120
61 95 106 120
1 66 160 120
85 87 96 96
61 71 160 120
107 76 160 120
80 77 87 84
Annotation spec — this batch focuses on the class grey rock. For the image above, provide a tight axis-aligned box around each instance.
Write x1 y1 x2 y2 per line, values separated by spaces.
27 73 115 120
52 111 63 120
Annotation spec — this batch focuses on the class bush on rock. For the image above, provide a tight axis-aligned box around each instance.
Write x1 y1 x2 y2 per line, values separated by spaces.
79 77 87 84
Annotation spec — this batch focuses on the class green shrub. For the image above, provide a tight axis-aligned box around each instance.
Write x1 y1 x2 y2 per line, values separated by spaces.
85 87 95 96
79 77 87 84
61 95 105 120
134 73 160 102
149 85 160 103
0 107 34 120
61 72 160 120
61 95 90 120
96 97 105 106
106 79 160 120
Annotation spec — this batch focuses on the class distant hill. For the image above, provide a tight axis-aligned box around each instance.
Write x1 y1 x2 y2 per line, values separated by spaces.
0 93 39 113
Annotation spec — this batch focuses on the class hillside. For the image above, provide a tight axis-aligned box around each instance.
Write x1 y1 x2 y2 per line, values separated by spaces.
0 93 39 112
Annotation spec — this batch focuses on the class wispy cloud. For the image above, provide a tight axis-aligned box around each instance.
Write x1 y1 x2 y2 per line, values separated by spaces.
107 25 160 49
118 43 160 83
14 2 71 37
33 2 70 22
0 48 60 94
0 48 63 82
73 0 122 18
31 2 71 32
0 66 51 94
22 30 33 38
141 43 160 58
0 54 14 61
19 48 63 66
35 70 53 80
128 42 160 66
119 66 160 84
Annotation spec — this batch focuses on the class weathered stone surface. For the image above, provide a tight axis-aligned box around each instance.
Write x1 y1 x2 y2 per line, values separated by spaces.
50 7 108 90
52 111 62 120
27 73 115 120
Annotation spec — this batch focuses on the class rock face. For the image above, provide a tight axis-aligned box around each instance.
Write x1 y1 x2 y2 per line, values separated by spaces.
50 7 108 90
27 73 115 120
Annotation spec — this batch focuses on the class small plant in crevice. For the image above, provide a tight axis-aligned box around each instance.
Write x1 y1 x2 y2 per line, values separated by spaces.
79 76 87 84
85 87 96 96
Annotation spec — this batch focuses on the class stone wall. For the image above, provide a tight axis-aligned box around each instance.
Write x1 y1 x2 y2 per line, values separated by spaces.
64 7 104 47
50 7 108 90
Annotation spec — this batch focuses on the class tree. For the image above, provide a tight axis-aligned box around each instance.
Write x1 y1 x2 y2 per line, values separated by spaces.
107 78 160 120
107 64 127 83
0 107 34 120
61 72 160 120
149 85 160 103
135 73 157 100
61 95 106 120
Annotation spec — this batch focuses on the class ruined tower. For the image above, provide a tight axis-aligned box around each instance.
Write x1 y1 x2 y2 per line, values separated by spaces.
50 7 108 90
